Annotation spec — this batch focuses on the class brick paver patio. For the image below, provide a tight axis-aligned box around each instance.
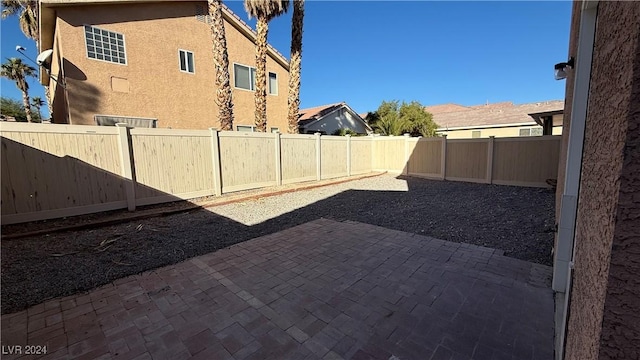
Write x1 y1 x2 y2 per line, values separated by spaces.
1 219 554 360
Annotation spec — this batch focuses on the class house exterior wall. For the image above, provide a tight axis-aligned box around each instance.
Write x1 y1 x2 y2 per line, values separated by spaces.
50 23 68 124
436 124 560 139
564 2 640 360
303 108 371 135
49 1 289 130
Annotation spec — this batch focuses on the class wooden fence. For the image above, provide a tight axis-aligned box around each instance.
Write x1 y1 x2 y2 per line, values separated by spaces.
0 122 561 224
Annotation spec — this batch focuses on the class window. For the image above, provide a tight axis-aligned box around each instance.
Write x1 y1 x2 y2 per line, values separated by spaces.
179 50 195 73
234 64 256 90
270 127 279 133
84 25 126 64
195 5 212 24
471 130 481 138
268 72 277 95
520 127 544 136
237 125 255 132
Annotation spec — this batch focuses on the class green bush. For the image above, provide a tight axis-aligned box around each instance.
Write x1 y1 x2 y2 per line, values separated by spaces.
367 100 438 137
332 128 359 136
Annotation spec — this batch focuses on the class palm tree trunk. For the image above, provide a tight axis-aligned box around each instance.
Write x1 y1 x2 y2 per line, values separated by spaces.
34 37 53 120
287 0 304 134
44 87 53 120
209 0 234 131
254 16 268 132
21 90 33 123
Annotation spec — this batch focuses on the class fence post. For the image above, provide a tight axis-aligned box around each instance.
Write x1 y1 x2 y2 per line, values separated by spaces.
370 135 376 172
275 131 282 186
441 135 447 180
346 134 352 176
209 128 223 196
116 123 136 211
487 136 495 184
315 133 322 181
403 133 411 175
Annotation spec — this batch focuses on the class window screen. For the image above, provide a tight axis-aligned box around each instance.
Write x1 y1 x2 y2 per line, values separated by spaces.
234 64 255 90
268 72 277 95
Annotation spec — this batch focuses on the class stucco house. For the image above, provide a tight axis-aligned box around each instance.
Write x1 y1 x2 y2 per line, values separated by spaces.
425 100 564 139
297 102 373 135
553 1 639 359
38 0 290 131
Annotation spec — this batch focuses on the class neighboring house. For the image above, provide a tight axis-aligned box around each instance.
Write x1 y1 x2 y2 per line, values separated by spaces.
425 100 564 138
298 102 373 135
554 2 639 360
38 0 290 131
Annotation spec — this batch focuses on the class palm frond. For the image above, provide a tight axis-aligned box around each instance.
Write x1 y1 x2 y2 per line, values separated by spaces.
1 0 38 39
244 0 289 20
1 0 23 19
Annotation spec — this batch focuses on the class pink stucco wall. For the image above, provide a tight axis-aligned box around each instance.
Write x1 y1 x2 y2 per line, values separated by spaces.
564 2 640 359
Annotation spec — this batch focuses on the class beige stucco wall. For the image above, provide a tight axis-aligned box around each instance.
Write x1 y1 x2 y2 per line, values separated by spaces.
51 1 289 130
436 124 561 139
50 23 68 124
564 2 640 360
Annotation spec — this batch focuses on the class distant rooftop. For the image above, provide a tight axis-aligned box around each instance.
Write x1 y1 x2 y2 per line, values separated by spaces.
298 102 344 123
425 100 565 129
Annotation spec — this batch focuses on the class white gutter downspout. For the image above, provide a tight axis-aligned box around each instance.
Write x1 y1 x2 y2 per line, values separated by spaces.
554 1 598 359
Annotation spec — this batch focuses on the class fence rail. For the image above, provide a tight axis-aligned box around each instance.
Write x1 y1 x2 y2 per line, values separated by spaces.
1 122 561 225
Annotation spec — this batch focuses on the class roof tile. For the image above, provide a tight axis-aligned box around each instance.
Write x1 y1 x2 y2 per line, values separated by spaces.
431 100 564 129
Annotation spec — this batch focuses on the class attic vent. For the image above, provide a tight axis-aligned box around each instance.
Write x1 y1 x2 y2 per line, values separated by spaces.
195 5 212 24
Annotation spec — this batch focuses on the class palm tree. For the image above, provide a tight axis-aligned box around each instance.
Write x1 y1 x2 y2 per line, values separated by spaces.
373 112 411 136
31 96 44 120
1 57 37 122
244 0 289 132
208 0 234 130
2 0 53 118
287 0 304 134
1 0 38 40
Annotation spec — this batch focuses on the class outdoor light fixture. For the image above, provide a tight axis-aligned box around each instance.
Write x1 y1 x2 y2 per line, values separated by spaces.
554 57 575 80
16 45 65 88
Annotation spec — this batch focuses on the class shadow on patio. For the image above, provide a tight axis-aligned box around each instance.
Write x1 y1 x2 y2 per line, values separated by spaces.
1 174 555 360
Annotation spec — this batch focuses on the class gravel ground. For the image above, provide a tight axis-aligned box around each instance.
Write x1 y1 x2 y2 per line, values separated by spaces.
1 175 556 314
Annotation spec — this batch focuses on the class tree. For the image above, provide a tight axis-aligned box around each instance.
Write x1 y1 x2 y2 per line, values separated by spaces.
1 96 27 121
244 0 289 132
31 95 44 119
1 58 36 122
1 0 38 40
208 0 234 130
400 101 438 137
2 0 53 118
287 0 304 134
368 100 439 137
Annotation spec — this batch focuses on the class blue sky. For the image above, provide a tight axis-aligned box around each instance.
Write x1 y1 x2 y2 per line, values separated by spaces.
1 1 572 118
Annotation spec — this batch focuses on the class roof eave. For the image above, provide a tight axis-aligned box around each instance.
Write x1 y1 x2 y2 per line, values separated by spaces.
300 103 373 132
39 3 56 85
527 109 564 126
38 0 290 79
220 5 289 71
